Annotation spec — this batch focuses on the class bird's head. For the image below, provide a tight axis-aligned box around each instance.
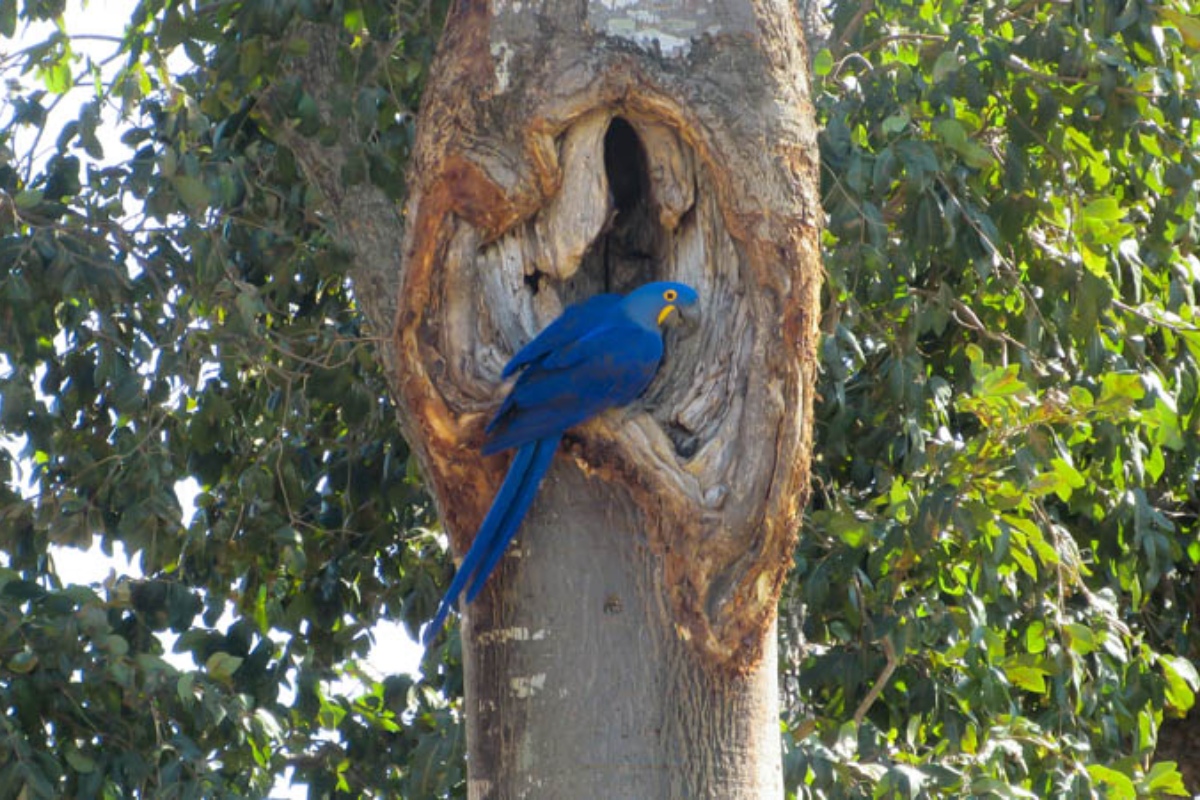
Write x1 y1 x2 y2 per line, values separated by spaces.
621 281 700 330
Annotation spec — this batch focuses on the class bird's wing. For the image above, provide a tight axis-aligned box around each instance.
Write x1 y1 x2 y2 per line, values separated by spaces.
483 323 662 454
501 293 623 378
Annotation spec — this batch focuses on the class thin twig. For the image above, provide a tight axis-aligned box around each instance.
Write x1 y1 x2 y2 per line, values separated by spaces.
830 0 875 59
853 636 897 725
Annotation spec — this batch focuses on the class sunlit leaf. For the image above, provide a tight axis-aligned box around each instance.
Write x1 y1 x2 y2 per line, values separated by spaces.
206 652 244 683
1087 765 1136 800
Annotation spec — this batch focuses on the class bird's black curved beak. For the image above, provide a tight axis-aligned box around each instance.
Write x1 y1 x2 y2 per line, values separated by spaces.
671 301 701 333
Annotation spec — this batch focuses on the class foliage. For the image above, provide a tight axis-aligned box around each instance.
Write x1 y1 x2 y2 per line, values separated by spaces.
1 0 461 797
785 0 1200 796
3 0 1199 797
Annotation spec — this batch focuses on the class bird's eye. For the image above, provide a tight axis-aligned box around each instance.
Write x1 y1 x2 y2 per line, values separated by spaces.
663 289 678 302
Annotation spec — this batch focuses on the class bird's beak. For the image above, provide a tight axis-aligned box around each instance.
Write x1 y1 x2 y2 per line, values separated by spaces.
677 301 700 324
663 302 699 331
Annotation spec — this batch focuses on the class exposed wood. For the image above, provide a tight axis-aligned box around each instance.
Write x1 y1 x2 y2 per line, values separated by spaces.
399 0 822 673
277 0 823 796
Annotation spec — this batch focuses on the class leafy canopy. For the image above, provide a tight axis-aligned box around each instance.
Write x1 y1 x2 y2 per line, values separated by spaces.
1 0 1198 798
2 0 461 797
785 0 1199 796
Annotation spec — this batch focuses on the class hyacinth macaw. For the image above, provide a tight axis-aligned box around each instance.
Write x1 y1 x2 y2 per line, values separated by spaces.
423 281 700 645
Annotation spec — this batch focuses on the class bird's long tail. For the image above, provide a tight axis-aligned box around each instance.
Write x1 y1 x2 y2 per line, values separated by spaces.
422 434 561 645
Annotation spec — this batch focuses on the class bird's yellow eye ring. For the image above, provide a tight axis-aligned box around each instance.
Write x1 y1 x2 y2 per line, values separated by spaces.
663 289 678 302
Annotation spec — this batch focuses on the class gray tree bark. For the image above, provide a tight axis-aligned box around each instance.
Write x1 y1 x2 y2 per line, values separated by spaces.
464 467 784 798
279 0 823 796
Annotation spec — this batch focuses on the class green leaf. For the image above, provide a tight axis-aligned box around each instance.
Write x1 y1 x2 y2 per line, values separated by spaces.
882 110 910 136
1143 761 1188 796
1030 457 1086 502
14 188 44 209
813 509 873 547
7 649 39 673
1064 623 1097 655
813 49 834 77
968 777 1038 798
933 118 994 169
0 0 16 36
64 747 97 774
1082 197 1123 222
1097 372 1145 410
1087 765 1136 800
39 59 73 93
177 672 196 706
3 579 47 601
16 761 56 799
1160 655 1199 713
171 175 211 211
1004 664 1048 693
1009 544 1037 578
206 652 244 682
932 51 960 83
135 653 177 677
1159 8 1200 48
1024 621 1046 655
104 635 129 656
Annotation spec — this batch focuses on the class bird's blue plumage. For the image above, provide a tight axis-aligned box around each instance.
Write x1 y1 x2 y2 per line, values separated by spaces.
500 293 623 379
483 327 663 454
464 435 559 603
423 281 699 646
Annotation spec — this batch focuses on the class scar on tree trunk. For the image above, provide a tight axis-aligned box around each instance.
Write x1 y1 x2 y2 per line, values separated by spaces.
394 0 822 674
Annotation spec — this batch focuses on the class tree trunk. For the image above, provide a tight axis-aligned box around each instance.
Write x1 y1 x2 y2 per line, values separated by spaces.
282 0 822 795
464 466 784 797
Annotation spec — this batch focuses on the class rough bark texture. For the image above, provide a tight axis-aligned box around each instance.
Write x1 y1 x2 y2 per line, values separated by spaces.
464 467 783 798
402 0 821 671
279 0 822 796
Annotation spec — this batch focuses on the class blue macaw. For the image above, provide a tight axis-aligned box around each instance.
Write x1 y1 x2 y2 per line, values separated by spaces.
423 281 699 645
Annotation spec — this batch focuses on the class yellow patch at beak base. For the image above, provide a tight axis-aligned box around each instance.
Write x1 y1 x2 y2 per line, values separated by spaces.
657 305 676 326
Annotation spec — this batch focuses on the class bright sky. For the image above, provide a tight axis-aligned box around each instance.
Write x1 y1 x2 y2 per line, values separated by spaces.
5 4 424 795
